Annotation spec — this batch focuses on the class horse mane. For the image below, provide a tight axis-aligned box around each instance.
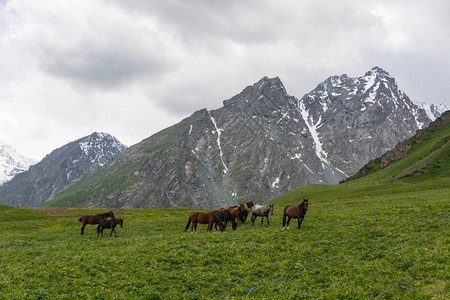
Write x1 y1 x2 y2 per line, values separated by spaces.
242 203 251 212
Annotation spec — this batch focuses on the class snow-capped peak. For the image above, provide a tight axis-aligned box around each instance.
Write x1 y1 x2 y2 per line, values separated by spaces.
78 132 127 167
0 142 37 185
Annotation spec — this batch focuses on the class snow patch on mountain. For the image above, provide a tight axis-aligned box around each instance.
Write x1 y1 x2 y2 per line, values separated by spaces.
0 143 37 185
415 102 450 121
209 114 228 174
78 132 127 167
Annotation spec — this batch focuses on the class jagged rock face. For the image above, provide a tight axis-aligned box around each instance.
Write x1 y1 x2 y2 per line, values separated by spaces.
52 67 433 209
298 67 430 178
0 132 126 207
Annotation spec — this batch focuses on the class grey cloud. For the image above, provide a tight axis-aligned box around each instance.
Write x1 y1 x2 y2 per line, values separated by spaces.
38 35 176 89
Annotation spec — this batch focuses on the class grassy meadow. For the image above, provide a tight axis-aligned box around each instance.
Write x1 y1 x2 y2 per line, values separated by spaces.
1 179 448 299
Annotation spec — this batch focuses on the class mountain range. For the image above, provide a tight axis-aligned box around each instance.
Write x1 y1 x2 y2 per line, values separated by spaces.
41 67 435 209
0 132 126 207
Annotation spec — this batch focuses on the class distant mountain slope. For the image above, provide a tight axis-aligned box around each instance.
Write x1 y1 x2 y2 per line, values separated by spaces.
47 67 431 209
0 132 127 207
346 110 450 182
415 102 449 121
0 143 37 185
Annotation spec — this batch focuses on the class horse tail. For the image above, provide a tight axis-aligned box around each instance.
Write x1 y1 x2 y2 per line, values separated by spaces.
78 217 82 222
185 216 191 232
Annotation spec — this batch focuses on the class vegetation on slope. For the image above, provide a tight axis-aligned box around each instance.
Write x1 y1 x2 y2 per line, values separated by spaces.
1 183 448 299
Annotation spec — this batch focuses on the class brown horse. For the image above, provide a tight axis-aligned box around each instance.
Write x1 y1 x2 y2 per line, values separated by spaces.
229 204 251 225
79 211 115 235
282 199 309 230
97 218 123 237
185 212 225 233
219 202 252 224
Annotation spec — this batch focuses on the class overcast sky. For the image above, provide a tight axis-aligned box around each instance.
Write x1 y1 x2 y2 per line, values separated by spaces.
1 0 449 161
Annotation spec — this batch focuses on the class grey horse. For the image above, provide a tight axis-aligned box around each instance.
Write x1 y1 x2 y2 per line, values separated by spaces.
251 204 274 226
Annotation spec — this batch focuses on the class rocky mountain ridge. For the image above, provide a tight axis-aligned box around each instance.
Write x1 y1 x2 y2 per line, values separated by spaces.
0 132 126 206
48 67 432 209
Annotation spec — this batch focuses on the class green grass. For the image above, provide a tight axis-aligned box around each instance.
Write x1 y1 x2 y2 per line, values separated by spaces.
1 185 448 298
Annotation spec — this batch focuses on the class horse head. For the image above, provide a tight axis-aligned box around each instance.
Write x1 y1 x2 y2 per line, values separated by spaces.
302 199 309 211
117 218 124 228
269 204 274 215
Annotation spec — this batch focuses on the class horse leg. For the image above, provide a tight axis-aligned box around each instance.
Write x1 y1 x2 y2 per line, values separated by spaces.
251 214 256 226
287 217 291 229
193 220 198 234
266 215 270 226
298 217 304 230
207 222 212 232
282 214 286 229
81 223 87 235
97 224 101 237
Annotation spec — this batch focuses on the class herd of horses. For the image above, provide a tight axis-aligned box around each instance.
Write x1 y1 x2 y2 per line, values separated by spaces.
185 199 309 233
78 199 309 236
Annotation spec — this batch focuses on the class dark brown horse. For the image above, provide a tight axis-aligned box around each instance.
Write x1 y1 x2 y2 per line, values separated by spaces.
282 199 309 230
97 218 123 237
213 210 237 230
79 211 115 235
185 212 225 233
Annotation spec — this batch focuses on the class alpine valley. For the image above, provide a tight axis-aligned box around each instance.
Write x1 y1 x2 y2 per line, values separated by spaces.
40 66 438 209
